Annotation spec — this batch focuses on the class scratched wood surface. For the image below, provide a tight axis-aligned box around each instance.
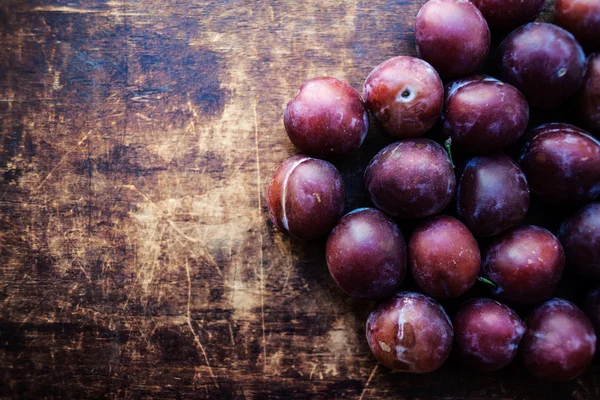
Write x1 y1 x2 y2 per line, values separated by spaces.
0 0 599 399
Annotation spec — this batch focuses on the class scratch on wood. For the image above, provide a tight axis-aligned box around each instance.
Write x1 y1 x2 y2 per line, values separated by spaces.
358 364 379 400
166 128 192 165
228 322 235 345
16 295 50 332
30 6 150 16
33 131 91 193
0 99 53 102
171 234 223 277
121 223 167 311
309 362 318 380
76 262 93 284
166 218 223 276
16 336 40 360
167 219 200 243
281 245 294 294
121 184 155 204
254 102 267 373
185 258 217 384
31 6 101 13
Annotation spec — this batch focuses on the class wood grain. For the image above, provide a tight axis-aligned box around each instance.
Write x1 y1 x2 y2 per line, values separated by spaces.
0 0 598 399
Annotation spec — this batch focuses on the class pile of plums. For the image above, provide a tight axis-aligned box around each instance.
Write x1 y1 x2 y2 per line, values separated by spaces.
267 0 600 382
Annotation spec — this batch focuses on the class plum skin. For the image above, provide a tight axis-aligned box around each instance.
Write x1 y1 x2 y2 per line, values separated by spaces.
519 123 600 205
555 0 600 51
521 298 596 382
415 0 490 79
558 203 600 279
584 287 600 338
482 225 565 304
267 155 344 240
470 0 544 32
520 122 589 145
453 298 525 371
409 215 480 299
366 292 453 373
457 155 529 238
499 22 586 109
575 53 600 136
283 77 368 159
444 76 528 153
363 56 443 138
364 139 456 219
326 208 407 299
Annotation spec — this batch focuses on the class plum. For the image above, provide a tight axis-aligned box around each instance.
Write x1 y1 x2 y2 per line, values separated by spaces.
584 287 600 337
519 123 600 205
555 0 600 51
453 298 525 371
409 215 480 299
267 155 344 240
470 0 545 32
521 298 596 382
574 53 600 136
444 76 529 153
415 0 490 79
499 23 586 108
283 77 368 158
558 203 600 279
521 122 589 144
457 155 529 237
326 208 407 299
482 225 565 304
363 56 443 138
364 139 455 218
366 292 453 373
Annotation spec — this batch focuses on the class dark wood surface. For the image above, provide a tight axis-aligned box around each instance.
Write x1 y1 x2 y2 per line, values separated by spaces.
1 0 598 398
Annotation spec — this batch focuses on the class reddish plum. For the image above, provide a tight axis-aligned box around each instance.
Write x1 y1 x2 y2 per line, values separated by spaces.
364 139 456 218
584 287 600 337
482 226 565 304
453 298 525 371
521 122 588 144
326 208 407 299
267 155 344 240
457 155 529 237
499 23 586 108
283 77 368 158
444 76 529 153
363 56 443 138
409 216 480 299
470 0 545 31
521 298 596 382
555 0 600 51
558 203 600 279
415 0 490 79
519 123 600 205
366 292 453 373
575 53 600 136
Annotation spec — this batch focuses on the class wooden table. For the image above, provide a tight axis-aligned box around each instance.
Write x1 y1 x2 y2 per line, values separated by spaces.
1 0 598 398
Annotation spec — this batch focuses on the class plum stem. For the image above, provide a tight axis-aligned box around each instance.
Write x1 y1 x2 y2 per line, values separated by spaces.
444 138 455 168
478 277 498 290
